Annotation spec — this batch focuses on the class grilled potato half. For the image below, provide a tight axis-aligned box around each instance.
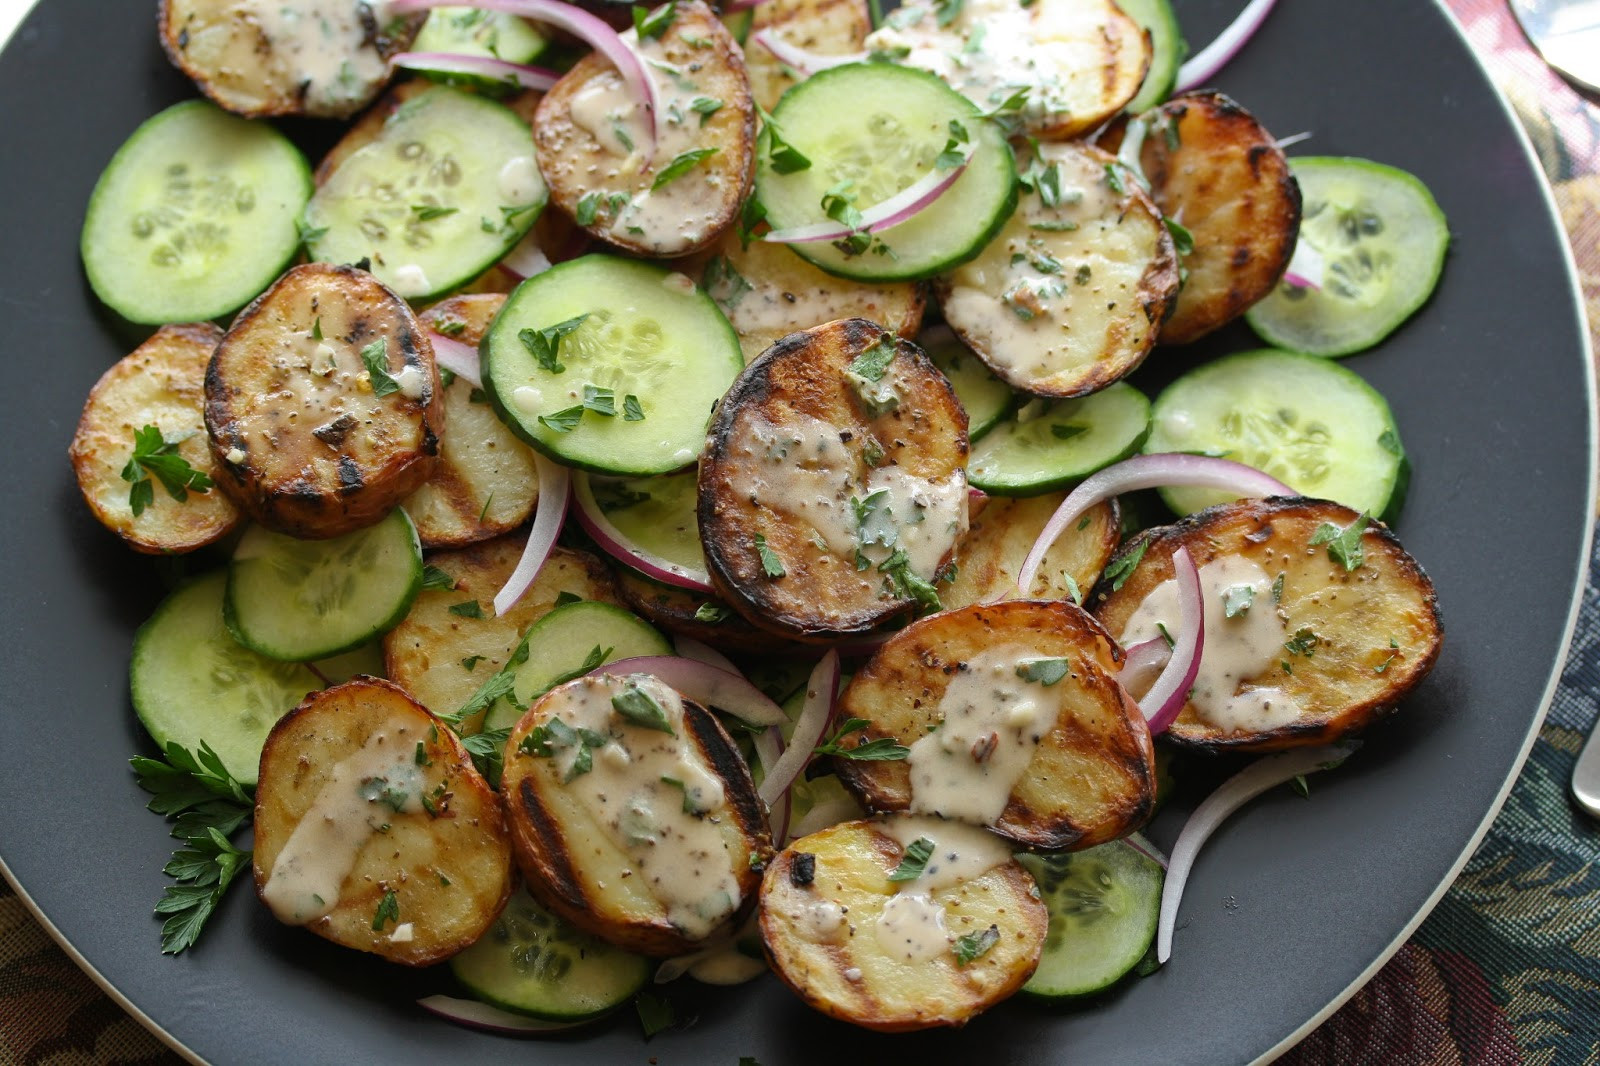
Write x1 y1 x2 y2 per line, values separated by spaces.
70 322 241 554
689 229 925 364
936 141 1179 397
761 816 1046 1031
205 262 442 539
613 569 791 654
384 542 621 726
1090 497 1443 751
698 317 969 639
160 0 420 119
941 495 1119 610
502 672 772 955
835 600 1156 849
253 677 512 966
863 0 1148 139
534 0 756 257
1099 92 1301 344
745 0 872 112
405 294 539 548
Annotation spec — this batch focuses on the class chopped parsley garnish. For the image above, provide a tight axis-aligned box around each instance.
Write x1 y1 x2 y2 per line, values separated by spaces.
690 96 723 124
414 742 431 767
888 836 935 881
1271 573 1285 603
582 383 617 416
411 203 458 222
1156 621 1175 648
360 338 399 397
813 717 910 761
575 190 602 226
1074 263 1093 285
933 0 962 26
703 254 752 309
632 2 677 39
1284 627 1320 657
1102 541 1149 592
1063 572 1082 605
659 775 708 814
757 103 811 174
1019 158 1063 207
1290 774 1311 798
518 313 590 374
652 147 720 189
623 394 646 421
936 120 970 169
954 924 1000 965
1309 513 1370 571
461 727 509 787
448 625 538 726
434 319 466 337
846 334 896 382
371 889 400 931
1222 584 1254 618
612 120 635 153
1164 216 1195 256
1016 657 1071 686
754 532 786 578
612 683 676 735
879 549 942 613
153 826 251 954
634 990 677 1039
539 406 584 433
555 591 584 607
121 425 214 517
694 602 732 623
311 317 323 341
448 599 484 619
296 218 328 245
460 655 484 671
520 716 610 781
1375 638 1401 674
420 565 456 591
1030 219 1079 232
1104 162 1126 194
545 644 613 693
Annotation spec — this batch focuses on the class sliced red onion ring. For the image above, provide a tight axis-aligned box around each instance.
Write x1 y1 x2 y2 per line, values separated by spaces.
1124 831 1169 871
1118 635 1170 700
417 995 581 1032
1281 236 1326 291
500 228 553 280
751 725 790 841
757 652 840 807
1139 547 1203 735
750 28 865 76
391 51 560 91
428 332 483 389
764 152 972 244
589 655 788 728
491 455 570 616
1157 741 1359 963
1015 454 1294 597
673 634 739 673
570 474 714 592
390 0 662 158
1274 130 1313 150
1174 0 1279 91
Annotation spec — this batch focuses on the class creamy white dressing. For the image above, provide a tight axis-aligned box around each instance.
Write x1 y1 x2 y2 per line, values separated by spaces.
393 364 425 400
260 725 424 925
870 815 1013 962
250 1 394 115
390 263 431 297
224 446 247 465
907 644 1054 824
875 891 949 962
780 897 849 943
686 947 769 985
496 155 541 204
544 674 742 940
1119 556 1304 735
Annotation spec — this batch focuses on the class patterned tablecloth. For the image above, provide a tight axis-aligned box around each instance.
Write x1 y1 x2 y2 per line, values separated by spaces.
3 0 1599 1062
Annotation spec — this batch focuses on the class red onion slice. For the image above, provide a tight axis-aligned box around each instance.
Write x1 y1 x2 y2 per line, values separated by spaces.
1139 547 1204 735
1174 0 1279 91
390 0 662 158
491 455 570 616
757 652 840 807
1118 635 1170 701
673 634 739 673
588 655 788 728
1281 235 1326 291
500 228 553 280
570 474 714 592
1124 831 1169 871
750 28 865 76
391 51 560 91
417 995 582 1032
1016 454 1294 597
1157 741 1359 963
428 332 483 389
763 152 972 244
751 725 790 841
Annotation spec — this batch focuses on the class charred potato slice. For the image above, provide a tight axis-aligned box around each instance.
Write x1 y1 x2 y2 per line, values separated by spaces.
253 677 512 966
698 318 969 639
941 495 1119 610
1099 92 1301 344
159 0 420 119
863 0 1148 140
1091 498 1442 751
502 672 772 955
760 816 1046 1031
613 568 792 654
835 600 1155 849
689 229 925 364
405 294 539 547
205 262 442 539
744 0 871 112
936 141 1179 397
69 323 241 553
534 0 756 257
384 542 621 725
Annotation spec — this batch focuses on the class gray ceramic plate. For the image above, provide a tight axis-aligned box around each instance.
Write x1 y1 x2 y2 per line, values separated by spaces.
0 1 1591 1063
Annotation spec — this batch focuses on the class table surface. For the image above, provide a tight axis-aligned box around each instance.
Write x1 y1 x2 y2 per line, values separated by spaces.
3 1 1599 1063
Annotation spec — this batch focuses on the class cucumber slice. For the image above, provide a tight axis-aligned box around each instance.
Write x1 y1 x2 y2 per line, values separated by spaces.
449 884 651 1021
969 383 1151 496
130 572 322 785
484 255 743 475
412 7 548 64
755 64 1017 281
81 100 311 325
1017 836 1164 999
1118 0 1185 113
921 325 1012 440
1143 348 1408 521
225 509 423 662
584 470 706 577
302 86 546 301
1245 157 1450 357
486 601 672 729
722 7 753 44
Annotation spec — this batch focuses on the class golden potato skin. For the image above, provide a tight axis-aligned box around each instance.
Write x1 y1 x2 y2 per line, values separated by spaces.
1090 497 1443 751
834 600 1156 850
612 568 792 654
204 262 442 539
698 317 969 639
501 678 772 956
69 322 241 553
941 495 1119 610
253 677 512 966
760 819 1047 1032
745 0 871 112
1100 92 1302 345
